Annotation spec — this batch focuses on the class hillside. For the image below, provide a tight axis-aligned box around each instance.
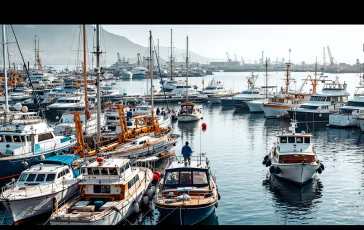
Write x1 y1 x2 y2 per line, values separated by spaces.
1 24 222 67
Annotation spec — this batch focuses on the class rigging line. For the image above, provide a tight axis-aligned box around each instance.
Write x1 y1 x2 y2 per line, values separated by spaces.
67 25 78 70
10 24 48 125
152 39 170 111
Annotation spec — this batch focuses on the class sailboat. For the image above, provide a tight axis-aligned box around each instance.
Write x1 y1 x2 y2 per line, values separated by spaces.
177 36 202 122
72 28 181 161
0 24 76 182
53 24 106 139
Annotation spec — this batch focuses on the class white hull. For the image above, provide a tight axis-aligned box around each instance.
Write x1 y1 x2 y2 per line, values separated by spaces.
177 113 202 122
329 114 359 127
247 101 264 113
271 163 320 184
2 182 79 223
263 106 290 118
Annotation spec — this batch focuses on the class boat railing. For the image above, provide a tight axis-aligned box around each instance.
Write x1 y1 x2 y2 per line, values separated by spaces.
1 180 64 199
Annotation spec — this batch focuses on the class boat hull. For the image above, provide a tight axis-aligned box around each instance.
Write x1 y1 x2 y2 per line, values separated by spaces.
263 105 295 118
247 101 264 113
131 73 146 79
359 118 364 132
156 201 216 225
271 163 320 185
1 182 79 224
177 114 201 122
329 114 359 127
220 98 234 106
287 110 331 123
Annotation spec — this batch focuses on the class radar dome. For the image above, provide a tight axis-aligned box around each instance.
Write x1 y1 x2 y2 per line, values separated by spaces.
21 106 28 113
15 103 22 111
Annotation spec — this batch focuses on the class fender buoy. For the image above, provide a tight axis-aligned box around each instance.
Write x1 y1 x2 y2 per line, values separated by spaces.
264 155 269 161
265 159 271 167
269 165 275 174
215 201 219 208
133 203 140 214
274 166 281 174
154 171 161 177
320 163 325 171
262 159 267 165
317 167 322 174
218 191 221 200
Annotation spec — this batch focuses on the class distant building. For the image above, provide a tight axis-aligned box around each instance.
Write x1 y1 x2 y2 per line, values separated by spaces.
209 61 240 67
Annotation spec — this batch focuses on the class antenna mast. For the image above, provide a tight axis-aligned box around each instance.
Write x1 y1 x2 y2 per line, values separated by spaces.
2 25 9 121
94 24 103 153
170 29 173 80
285 48 291 94
83 24 89 134
186 36 189 102
265 57 268 98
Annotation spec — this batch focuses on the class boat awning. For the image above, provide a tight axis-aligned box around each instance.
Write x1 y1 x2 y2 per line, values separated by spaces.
40 155 80 166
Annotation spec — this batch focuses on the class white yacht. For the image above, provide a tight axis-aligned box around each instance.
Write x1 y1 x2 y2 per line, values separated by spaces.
177 102 202 122
160 78 202 96
49 156 154 225
132 67 148 79
201 79 231 95
329 76 364 127
262 118 324 185
45 95 93 122
288 77 349 123
0 155 83 224
53 111 107 137
0 103 76 182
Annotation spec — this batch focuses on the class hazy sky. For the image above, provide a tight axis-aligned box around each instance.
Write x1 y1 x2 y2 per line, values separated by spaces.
102 24 364 65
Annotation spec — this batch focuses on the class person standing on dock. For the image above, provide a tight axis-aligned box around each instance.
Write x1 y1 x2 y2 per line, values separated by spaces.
156 107 160 115
182 141 193 166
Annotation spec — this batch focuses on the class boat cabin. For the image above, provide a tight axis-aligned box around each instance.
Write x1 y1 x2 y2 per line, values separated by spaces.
79 157 140 202
180 102 199 115
274 132 316 164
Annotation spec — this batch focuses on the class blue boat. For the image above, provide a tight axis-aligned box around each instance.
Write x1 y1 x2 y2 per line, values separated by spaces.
154 154 221 225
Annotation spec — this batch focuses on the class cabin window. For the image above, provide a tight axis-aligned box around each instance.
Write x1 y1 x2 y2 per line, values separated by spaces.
5 135 12 142
288 137 295 143
296 137 303 143
38 133 54 142
36 174 46 182
26 174 37 182
125 164 130 171
64 168 70 175
46 174 56 181
87 168 93 175
180 171 192 185
165 171 179 185
26 136 31 141
18 173 28 182
304 137 311 143
193 171 208 184
57 171 64 178
93 185 110 193
21 136 26 142
92 168 100 175
280 137 287 143
101 168 109 175
109 168 117 175
0 136 4 142
119 166 124 175
128 175 140 189
13 136 21 142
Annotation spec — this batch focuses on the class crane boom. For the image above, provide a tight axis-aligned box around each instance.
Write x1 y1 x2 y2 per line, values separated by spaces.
117 53 121 62
226 52 231 62
327 46 334 65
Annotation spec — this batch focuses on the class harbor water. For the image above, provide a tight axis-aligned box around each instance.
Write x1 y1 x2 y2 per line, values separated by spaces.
1 71 364 225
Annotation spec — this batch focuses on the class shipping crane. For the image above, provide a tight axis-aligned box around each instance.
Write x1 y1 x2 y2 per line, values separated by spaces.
117 53 121 62
137 53 141 66
226 52 231 62
327 46 335 66
241 57 245 65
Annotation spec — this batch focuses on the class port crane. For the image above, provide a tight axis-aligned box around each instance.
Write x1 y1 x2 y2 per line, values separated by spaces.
327 46 336 66
117 53 122 62
241 57 245 65
137 53 141 66
226 52 232 62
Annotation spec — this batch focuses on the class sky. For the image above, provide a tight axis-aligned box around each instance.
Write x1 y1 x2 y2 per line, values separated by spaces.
102 24 364 65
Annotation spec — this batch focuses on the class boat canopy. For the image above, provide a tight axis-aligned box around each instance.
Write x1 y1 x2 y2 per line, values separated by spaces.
40 155 80 167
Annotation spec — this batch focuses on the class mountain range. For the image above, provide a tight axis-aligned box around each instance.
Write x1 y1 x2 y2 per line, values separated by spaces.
2 24 223 68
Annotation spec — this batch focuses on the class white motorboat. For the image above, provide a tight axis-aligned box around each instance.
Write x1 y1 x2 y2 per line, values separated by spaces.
0 155 83 224
49 156 154 225
262 118 324 185
329 75 364 127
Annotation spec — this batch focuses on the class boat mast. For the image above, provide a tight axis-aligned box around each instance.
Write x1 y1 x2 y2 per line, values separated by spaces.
186 36 189 102
34 35 37 70
149 30 155 124
285 48 291 94
313 56 318 94
2 24 9 121
83 24 89 133
265 57 268 98
95 24 102 152
170 29 173 80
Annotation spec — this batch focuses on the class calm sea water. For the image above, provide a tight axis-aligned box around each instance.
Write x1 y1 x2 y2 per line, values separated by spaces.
1 71 364 225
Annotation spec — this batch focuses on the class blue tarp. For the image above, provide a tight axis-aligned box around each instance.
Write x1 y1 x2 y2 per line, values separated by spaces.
40 155 81 167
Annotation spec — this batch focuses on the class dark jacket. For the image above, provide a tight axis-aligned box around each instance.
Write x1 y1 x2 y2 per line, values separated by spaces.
182 145 193 157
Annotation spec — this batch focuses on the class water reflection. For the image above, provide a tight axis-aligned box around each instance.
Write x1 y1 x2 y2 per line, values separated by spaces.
327 127 364 144
155 209 220 225
263 174 323 223
177 120 201 142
